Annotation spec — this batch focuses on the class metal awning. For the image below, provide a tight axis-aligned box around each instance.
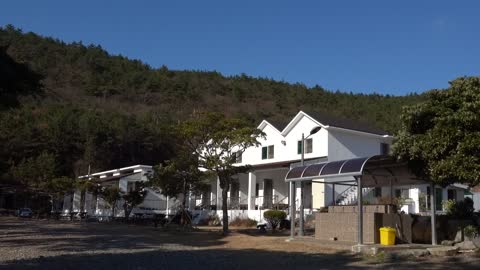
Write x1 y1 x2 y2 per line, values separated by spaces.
286 155 438 246
285 155 430 187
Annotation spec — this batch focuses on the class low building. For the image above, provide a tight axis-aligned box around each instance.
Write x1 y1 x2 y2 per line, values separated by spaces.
62 165 181 218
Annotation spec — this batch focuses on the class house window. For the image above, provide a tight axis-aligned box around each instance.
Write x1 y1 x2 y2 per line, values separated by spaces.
426 187 431 210
262 145 274 159
447 189 457 202
255 183 259 197
234 151 242 163
395 189 409 198
268 145 274 159
436 188 443 211
297 138 313 154
380 143 390 155
127 182 135 192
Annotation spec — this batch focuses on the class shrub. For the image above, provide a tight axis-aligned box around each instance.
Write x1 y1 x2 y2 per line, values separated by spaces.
464 225 478 239
443 198 474 219
377 196 405 211
263 210 287 230
229 216 257 227
197 214 221 226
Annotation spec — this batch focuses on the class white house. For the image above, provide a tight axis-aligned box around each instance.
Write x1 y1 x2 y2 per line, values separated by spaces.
193 111 467 222
192 111 394 221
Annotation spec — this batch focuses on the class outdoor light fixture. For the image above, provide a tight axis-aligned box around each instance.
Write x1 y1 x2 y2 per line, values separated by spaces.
294 125 322 238
309 126 322 136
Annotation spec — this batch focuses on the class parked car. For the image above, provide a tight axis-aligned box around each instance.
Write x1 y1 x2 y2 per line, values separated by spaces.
17 208 33 218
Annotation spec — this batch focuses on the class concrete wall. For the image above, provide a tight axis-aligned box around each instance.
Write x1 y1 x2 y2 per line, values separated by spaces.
473 193 480 211
315 212 379 244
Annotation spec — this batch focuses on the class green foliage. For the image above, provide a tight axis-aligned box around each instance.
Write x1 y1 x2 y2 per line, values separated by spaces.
149 151 210 205
443 198 475 219
178 111 264 233
42 176 75 199
0 45 43 109
464 225 478 239
263 210 287 230
121 182 147 220
394 77 480 186
99 186 121 217
0 104 173 187
0 25 423 135
10 152 57 188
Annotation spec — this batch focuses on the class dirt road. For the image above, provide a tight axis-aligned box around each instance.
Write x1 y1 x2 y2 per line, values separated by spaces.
0 217 479 269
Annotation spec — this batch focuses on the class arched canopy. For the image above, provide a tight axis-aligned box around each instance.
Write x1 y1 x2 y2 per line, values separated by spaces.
285 155 429 187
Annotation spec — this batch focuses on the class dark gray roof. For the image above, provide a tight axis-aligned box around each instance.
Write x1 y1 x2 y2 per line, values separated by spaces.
265 111 389 135
267 120 290 132
303 111 389 135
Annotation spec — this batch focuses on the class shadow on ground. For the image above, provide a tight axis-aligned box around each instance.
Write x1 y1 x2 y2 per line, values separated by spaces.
0 248 361 270
0 218 227 252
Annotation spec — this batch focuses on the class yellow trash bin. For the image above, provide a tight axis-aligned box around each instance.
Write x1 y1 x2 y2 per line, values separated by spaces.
379 227 396 245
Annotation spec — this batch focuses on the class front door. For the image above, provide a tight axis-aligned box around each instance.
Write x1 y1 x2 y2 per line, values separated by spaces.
263 179 273 209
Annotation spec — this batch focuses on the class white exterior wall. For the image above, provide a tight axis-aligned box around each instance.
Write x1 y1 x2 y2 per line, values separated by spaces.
327 129 391 161
238 115 328 166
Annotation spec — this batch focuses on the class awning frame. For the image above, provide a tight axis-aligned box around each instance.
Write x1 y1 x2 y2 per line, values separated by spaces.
284 155 438 246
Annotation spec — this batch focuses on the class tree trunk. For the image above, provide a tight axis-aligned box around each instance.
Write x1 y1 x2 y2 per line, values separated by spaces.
123 203 129 222
111 200 116 219
222 188 229 234
79 190 86 217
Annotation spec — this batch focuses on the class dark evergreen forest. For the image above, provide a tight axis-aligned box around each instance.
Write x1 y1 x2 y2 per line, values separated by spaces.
0 25 425 183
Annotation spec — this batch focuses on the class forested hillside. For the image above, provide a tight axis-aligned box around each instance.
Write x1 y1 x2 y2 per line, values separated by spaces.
0 24 425 181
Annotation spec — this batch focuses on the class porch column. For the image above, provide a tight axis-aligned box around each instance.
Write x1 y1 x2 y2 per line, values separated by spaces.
389 179 393 204
332 184 336 206
430 183 437 245
166 195 169 216
289 181 296 239
216 176 221 209
356 176 363 245
247 172 256 211
73 190 81 212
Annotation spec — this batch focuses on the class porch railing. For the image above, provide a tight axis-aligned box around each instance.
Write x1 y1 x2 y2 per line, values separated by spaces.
227 197 248 210
254 195 278 209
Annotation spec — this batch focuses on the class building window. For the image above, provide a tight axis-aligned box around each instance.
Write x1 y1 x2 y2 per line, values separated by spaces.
297 138 313 154
255 183 259 197
380 143 390 155
127 182 135 192
262 145 274 159
234 151 242 163
395 188 409 198
426 187 431 210
374 187 382 198
447 189 457 202
436 188 443 211
268 145 274 159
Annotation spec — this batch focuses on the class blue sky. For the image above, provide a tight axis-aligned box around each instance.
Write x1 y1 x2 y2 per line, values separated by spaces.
1 1 479 95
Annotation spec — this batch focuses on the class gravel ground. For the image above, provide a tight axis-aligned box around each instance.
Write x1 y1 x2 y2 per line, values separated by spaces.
1 217 480 270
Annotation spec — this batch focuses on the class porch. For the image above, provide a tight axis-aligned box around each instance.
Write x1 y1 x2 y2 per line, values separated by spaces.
191 167 312 221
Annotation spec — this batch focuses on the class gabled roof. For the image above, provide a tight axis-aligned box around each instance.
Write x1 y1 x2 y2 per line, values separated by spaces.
302 111 389 136
266 119 290 132
259 111 391 137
